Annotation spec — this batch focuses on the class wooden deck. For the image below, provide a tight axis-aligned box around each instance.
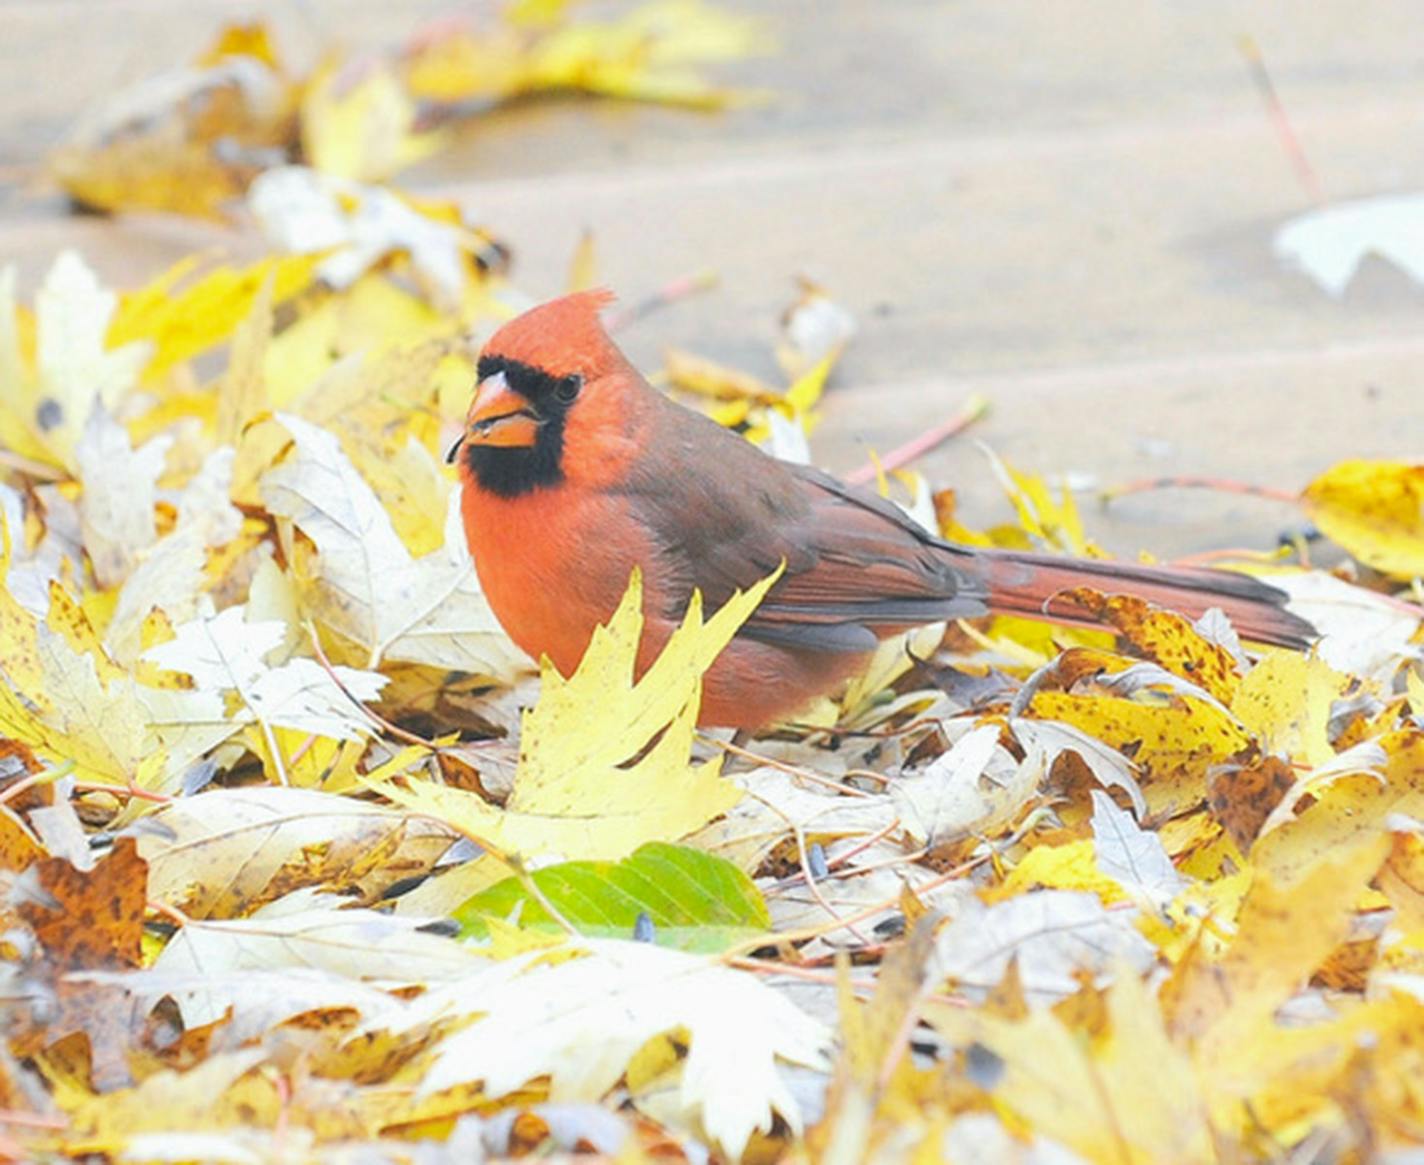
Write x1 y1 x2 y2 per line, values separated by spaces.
4 0 1422 555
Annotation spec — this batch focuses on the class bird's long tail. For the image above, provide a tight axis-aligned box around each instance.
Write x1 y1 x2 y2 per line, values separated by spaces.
960 547 1314 648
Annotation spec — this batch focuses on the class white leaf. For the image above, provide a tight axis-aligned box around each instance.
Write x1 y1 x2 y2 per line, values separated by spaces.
119 1131 266 1165
762 408 811 465
261 414 521 675
1011 718 1146 818
891 723 1028 849
1268 572 1421 682
173 446 243 548
145 605 383 740
34 251 151 459
105 528 207 665
76 965 395 1048
75 404 171 588
934 890 1155 1005
137 786 456 918
154 893 484 1026
1275 192 1424 297
1089 790 1183 908
692 765 897 871
385 939 831 1159
250 167 471 310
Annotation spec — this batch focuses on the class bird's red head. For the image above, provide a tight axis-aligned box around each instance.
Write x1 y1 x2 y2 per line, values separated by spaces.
480 289 619 380
453 290 645 497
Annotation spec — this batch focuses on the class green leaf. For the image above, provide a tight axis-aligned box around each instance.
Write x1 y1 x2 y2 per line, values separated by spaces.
454 841 770 953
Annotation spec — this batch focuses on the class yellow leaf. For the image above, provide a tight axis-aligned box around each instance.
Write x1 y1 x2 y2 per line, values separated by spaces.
56 1050 272 1155
1231 650 1348 769
0 252 150 472
196 21 283 69
373 565 781 861
988 839 1124 904
1065 591 1243 705
1029 690 1249 817
109 253 316 382
983 448 1099 557
242 723 365 789
504 0 572 28
781 350 836 417
1408 667 1424 723
0 515 43 696
262 275 447 406
927 967 1211 1164
1301 459 1424 579
302 58 446 183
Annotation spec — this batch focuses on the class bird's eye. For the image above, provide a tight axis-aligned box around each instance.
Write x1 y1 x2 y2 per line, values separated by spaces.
554 375 582 404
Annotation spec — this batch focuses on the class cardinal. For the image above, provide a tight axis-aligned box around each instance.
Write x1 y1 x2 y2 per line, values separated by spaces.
452 291 1312 731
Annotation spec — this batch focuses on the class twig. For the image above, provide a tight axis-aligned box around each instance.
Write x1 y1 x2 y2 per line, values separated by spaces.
77 781 172 806
845 394 990 487
743 787 871 944
729 956 877 992
699 732 878 798
605 270 719 334
1099 475 1297 506
718 849 994 961
1239 35 1324 204
305 620 441 750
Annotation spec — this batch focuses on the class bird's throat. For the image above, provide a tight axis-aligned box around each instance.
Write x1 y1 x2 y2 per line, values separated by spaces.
462 426 565 498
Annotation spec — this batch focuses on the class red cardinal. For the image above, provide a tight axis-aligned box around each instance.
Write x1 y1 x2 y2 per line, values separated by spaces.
453 292 1312 731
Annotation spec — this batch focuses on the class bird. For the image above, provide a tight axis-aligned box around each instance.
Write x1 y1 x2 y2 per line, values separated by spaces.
451 291 1313 732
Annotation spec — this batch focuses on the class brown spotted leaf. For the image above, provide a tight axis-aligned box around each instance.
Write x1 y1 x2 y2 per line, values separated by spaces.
17 838 146 970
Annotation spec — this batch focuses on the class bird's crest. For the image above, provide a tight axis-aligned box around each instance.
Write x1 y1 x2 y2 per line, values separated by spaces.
481 290 619 380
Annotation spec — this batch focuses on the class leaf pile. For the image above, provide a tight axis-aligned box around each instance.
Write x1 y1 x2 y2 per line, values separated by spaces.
49 1 763 219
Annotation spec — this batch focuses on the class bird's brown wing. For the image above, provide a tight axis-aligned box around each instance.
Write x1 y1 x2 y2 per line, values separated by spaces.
621 408 986 654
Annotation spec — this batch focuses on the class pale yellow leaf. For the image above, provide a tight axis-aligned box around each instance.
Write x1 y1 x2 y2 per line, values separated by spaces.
376 566 779 861
1231 650 1348 769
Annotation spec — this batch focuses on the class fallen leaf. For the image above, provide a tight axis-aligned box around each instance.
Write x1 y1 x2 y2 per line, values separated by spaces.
455 841 770 952
152 892 485 1026
1090 789 1183 909
374 566 776 862
262 413 522 675
138 786 455 917
1300 459 1424 580
934 890 1155 1005
1275 192 1424 297
890 723 1033 852
379 938 830 1160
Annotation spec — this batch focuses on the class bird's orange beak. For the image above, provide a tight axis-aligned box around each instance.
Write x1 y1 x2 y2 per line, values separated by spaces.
463 371 540 449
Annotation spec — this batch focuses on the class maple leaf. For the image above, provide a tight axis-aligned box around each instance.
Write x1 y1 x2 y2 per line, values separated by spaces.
1275 193 1424 297
889 722 1036 852
152 891 485 1027
0 252 150 472
376 939 830 1159
249 167 503 315
144 605 385 742
373 565 778 862
74 404 170 589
